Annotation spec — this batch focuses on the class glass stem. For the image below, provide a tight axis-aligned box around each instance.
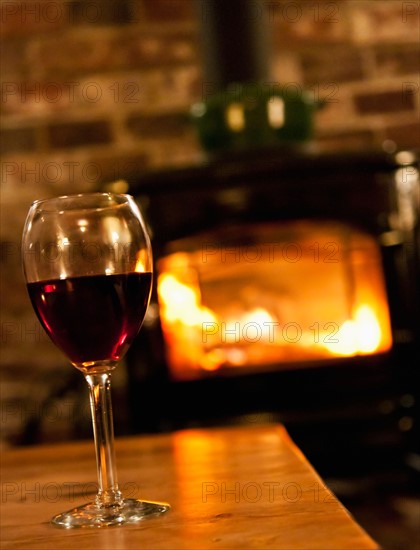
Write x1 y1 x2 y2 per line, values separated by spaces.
85 372 123 508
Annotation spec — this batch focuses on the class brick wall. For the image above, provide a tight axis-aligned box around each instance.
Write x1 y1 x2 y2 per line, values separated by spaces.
269 0 420 149
1 0 419 446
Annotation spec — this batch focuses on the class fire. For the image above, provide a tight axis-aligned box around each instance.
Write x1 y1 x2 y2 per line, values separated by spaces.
158 274 217 327
158 269 391 377
156 222 393 380
323 304 383 356
157 272 219 372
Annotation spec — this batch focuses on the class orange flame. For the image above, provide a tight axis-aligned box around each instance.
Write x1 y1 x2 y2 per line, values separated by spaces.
156 223 393 379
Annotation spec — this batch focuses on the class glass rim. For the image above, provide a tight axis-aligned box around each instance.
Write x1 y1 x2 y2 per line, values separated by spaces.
30 192 134 213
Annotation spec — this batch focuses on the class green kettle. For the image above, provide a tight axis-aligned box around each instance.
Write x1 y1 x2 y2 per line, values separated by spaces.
191 82 323 153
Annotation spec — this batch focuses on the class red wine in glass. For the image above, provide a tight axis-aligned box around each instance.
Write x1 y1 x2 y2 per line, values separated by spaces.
27 272 152 367
22 192 170 528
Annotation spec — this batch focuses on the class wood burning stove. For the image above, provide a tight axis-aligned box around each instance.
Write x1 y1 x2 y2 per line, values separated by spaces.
125 146 419 479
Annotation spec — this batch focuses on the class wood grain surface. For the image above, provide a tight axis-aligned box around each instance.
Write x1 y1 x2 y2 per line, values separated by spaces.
0 424 379 549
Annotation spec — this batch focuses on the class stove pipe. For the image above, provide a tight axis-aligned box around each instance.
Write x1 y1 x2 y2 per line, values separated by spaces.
198 0 270 91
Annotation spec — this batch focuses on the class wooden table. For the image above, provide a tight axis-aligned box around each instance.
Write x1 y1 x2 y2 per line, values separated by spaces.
1 424 378 549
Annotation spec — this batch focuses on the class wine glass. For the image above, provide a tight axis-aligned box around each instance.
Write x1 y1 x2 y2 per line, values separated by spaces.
22 192 170 528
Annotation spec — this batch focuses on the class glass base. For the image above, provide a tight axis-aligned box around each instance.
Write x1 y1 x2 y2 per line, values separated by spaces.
51 498 170 528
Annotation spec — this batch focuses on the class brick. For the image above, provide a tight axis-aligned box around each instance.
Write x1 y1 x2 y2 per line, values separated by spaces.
1 150 150 187
314 86 353 127
142 0 194 22
0 127 38 154
354 90 416 115
146 136 203 168
151 66 202 107
66 67 200 113
1 80 75 116
126 113 190 139
87 151 150 184
385 123 420 149
0 152 121 188
123 31 198 68
270 52 303 87
68 0 132 26
269 0 351 45
1 75 164 117
349 1 420 44
28 27 198 77
0 39 29 79
47 120 112 149
0 1 145 36
69 71 200 112
301 46 364 86
375 45 420 77
0 0 70 37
